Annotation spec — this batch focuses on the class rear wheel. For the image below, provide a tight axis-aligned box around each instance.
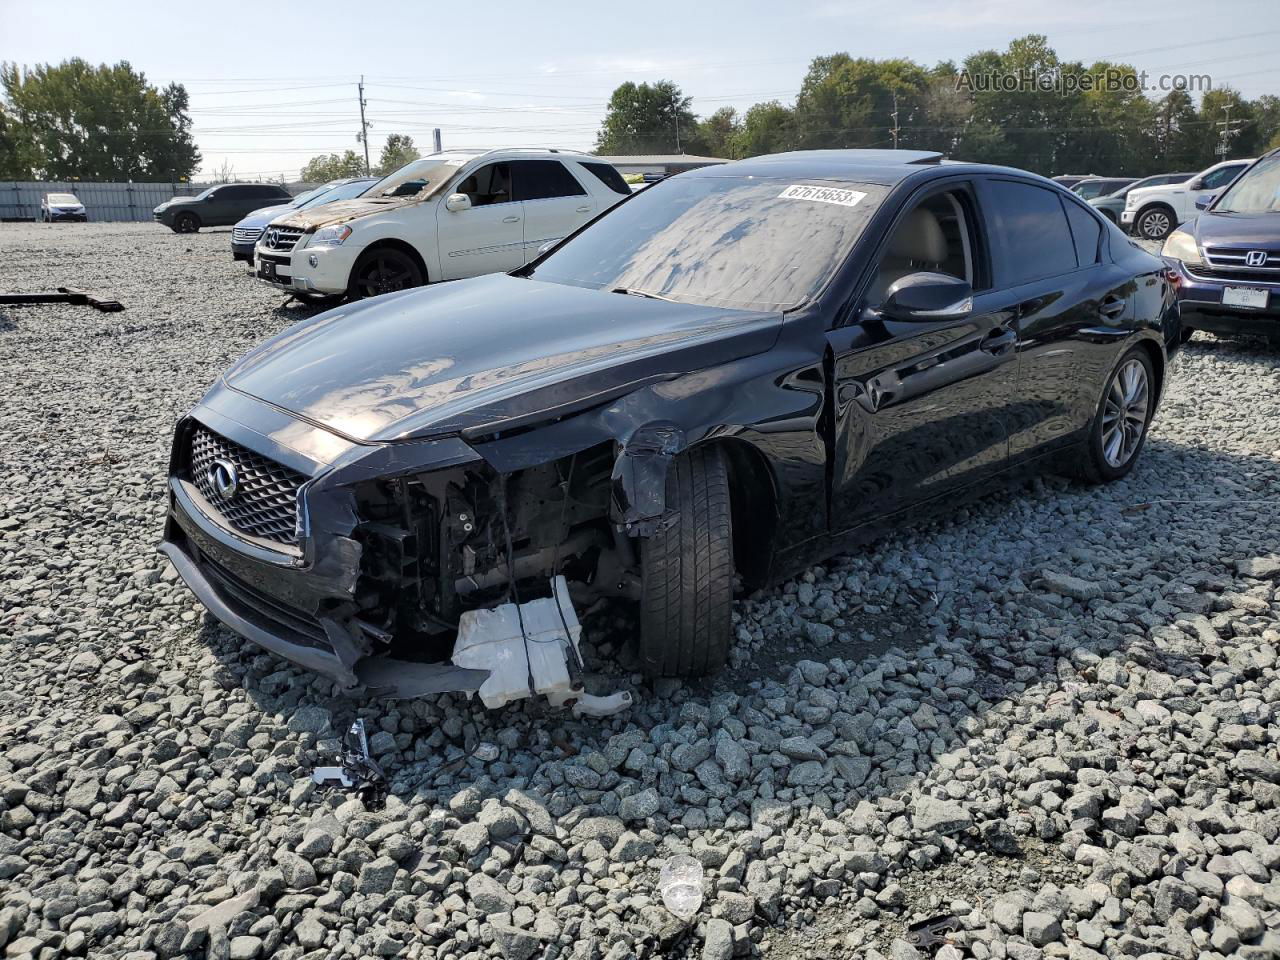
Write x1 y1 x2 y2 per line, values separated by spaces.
1074 346 1155 483
350 248 424 299
638 446 734 678
173 212 200 233
1135 206 1174 240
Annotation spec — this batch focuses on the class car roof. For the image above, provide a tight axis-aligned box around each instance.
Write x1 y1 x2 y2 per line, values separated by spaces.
681 149 1058 188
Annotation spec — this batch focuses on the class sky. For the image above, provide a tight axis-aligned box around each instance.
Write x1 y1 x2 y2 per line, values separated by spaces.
4 0 1280 181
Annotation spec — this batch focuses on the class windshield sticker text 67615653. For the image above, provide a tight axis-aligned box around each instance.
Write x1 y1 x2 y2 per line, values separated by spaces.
778 184 867 207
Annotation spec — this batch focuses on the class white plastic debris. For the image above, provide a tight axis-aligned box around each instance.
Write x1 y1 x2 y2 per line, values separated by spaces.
451 576 631 716
659 855 704 919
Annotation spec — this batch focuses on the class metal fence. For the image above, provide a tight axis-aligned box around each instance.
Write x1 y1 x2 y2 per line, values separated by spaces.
0 181 316 223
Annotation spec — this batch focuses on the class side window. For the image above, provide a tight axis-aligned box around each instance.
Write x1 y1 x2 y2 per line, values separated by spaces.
1063 199 1102 266
982 179 1078 285
869 189 976 305
225 185 252 201
1202 165 1244 190
455 163 512 206
580 161 631 196
512 160 588 201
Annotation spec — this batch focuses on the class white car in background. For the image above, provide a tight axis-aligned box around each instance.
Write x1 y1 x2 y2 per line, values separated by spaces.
1121 158 1254 240
253 148 631 300
40 192 87 222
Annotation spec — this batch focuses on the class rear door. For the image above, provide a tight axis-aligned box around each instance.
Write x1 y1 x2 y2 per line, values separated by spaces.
437 161 526 279
976 177 1136 461
511 159 594 263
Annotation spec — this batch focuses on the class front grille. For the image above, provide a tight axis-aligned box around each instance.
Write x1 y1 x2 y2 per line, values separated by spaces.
189 426 307 545
233 226 264 244
259 226 305 253
1204 246 1280 270
1185 264 1280 286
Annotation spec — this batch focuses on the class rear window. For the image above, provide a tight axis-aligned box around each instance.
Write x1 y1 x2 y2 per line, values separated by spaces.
580 161 631 196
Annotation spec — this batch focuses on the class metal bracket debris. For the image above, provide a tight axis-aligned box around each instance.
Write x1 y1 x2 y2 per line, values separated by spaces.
904 914 962 950
310 718 388 809
0 287 124 312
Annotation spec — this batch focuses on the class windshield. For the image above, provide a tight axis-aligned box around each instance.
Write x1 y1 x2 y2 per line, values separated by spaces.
529 176 888 311
286 187 324 208
297 179 373 210
1214 154 1280 214
367 156 469 199
48 193 79 204
193 187 215 200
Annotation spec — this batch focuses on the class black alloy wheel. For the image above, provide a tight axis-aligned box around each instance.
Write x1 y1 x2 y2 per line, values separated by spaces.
351 249 424 299
173 212 200 234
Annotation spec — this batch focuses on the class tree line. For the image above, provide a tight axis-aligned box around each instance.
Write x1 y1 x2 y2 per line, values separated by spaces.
596 35 1280 176
0 59 200 181
298 134 422 182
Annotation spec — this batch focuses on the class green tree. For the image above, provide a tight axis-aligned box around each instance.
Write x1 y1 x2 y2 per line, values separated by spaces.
1153 89 1200 168
730 101 794 157
377 133 420 175
0 59 199 180
596 80 698 154
792 54 931 150
299 150 367 182
0 101 38 178
695 106 739 158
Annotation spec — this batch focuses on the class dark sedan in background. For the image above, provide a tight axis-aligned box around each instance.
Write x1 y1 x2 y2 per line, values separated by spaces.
1072 177 1136 200
1163 149 1280 343
161 149 1179 691
231 177 375 261
154 183 293 233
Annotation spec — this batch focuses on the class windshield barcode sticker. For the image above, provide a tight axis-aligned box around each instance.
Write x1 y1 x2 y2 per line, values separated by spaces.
778 184 866 207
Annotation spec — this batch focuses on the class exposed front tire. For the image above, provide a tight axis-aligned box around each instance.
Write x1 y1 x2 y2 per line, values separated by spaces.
638 446 734 678
173 212 200 233
1135 206 1174 240
1073 346 1155 484
350 248 425 299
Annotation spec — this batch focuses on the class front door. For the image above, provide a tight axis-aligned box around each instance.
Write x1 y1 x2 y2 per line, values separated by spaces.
828 183 1017 531
437 162 526 279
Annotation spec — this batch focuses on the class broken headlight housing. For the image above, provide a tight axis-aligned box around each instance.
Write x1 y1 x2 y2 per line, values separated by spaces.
311 224 353 247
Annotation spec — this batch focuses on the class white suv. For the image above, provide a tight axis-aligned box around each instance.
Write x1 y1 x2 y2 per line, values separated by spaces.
1121 158 1254 240
253 148 630 299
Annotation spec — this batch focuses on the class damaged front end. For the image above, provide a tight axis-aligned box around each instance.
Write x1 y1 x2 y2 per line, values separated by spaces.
161 405 641 709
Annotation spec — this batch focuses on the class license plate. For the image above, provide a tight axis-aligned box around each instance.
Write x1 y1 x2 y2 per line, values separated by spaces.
1222 286 1269 309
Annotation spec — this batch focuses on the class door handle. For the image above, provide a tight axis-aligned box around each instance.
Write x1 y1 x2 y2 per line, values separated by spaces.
503 215 520 223
1099 295 1126 318
576 205 592 213
981 326 1017 356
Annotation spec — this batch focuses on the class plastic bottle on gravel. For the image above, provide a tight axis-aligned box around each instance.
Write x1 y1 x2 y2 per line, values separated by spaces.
659 855 704 918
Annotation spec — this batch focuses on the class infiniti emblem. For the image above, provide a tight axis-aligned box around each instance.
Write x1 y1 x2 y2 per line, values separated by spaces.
208 458 239 500
1245 250 1268 267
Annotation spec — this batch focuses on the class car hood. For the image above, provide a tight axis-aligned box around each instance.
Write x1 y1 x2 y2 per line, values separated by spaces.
270 195 415 231
222 274 783 443
236 204 291 228
1186 209 1280 247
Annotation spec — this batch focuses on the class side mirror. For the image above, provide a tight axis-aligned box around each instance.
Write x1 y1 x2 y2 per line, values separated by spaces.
1194 193 1217 210
880 272 973 323
445 193 472 213
1186 178 1203 191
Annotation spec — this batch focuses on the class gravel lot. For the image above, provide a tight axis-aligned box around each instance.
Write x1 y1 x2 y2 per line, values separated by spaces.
1 221 1278 960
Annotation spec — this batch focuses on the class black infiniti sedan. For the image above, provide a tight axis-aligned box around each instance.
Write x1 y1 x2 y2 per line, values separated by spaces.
161 149 1180 692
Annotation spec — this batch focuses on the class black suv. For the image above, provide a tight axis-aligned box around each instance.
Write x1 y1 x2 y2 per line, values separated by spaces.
153 183 293 233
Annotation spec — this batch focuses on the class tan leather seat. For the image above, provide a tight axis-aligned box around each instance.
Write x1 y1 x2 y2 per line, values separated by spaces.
871 208 949 304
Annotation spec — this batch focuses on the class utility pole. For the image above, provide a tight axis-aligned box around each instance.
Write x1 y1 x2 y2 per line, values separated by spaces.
890 90 901 149
357 76 371 175
672 92 682 154
1216 104 1243 158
